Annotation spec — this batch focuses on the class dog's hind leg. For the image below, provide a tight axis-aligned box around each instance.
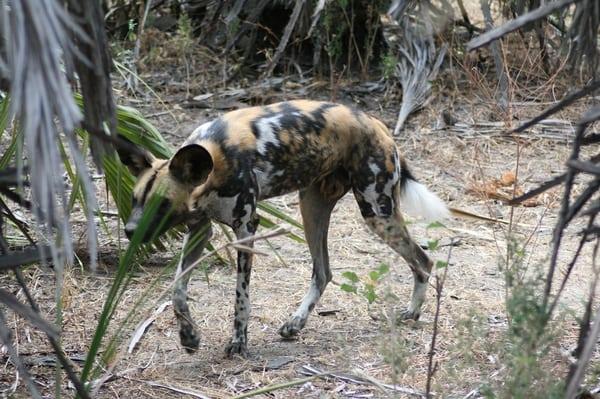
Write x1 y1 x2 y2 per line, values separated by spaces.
361 210 432 320
279 182 346 338
353 175 433 321
173 222 212 353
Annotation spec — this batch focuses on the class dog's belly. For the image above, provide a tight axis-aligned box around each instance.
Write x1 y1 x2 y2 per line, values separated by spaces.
254 157 340 199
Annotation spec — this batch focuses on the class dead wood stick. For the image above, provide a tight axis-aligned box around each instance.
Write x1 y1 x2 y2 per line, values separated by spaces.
127 301 170 354
511 80 600 133
509 154 600 205
565 304 600 398
300 364 427 397
129 0 153 90
467 0 579 51
264 0 305 77
130 378 213 399
232 375 321 399
480 0 508 109
450 207 509 225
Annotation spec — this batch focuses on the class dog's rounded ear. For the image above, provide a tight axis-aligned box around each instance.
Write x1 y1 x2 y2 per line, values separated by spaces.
169 144 213 186
116 136 156 177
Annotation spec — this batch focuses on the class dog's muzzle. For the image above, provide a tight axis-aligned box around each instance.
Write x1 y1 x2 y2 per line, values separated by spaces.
124 222 136 240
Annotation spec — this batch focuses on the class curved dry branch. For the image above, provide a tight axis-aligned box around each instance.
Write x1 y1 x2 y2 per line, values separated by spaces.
467 0 578 51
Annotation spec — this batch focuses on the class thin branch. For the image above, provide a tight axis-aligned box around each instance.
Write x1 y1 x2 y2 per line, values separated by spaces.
467 0 579 51
565 271 600 398
0 246 54 271
509 154 600 205
510 80 600 134
0 289 58 338
232 376 320 399
548 215 597 317
543 113 598 310
425 239 455 398
480 0 508 110
263 0 305 77
130 377 213 399
300 364 426 397
567 159 600 175
7 267 92 399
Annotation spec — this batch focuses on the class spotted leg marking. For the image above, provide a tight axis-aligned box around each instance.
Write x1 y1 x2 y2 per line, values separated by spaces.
225 216 258 358
279 184 341 338
173 222 212 353
352 160 432 321
363 212 432 320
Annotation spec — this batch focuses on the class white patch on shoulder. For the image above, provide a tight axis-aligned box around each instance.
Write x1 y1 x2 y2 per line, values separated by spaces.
255 115 282 155
185 121 213 145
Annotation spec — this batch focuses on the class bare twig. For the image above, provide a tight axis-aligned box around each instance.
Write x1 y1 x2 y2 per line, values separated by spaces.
132 0 153 79
264 0 305 77
301 364 426 397
511 80 600 134
467 0 578 51
130 377 213 399
543 112 599 310
480 0 508 110
509 151 600 206
232 375 320 399
0 290 59 338
425 239 455 398
565 259 600 398
0 246 54 271
548 216 597 317
127 301 170 354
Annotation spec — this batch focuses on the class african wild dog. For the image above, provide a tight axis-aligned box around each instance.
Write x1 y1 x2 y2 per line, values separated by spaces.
118 100 449 357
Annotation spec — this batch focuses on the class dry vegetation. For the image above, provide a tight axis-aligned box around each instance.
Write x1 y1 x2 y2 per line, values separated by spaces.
2 2 600 398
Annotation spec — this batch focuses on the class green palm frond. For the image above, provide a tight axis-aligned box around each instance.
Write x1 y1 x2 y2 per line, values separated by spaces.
80 193 165 383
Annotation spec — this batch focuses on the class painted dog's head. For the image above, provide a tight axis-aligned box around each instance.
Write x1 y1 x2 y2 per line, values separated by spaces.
117 141 213 242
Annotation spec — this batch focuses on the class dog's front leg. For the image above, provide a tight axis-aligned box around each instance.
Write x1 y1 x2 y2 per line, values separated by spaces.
225 216 258 358
173 222 212 353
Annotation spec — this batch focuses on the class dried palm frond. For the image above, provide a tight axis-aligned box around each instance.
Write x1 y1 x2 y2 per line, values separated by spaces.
393 29 446 135
0 0 88 269
382 0 449 135
0 2 113 396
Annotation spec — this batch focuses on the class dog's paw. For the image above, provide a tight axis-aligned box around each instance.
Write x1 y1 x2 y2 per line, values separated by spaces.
398 309 421 322
179 326 200 354
225 341 249 358
278 317 306 338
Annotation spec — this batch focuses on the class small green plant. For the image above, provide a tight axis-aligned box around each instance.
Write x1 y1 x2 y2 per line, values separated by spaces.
126 19 137 42
175 14 193 51
382 52 398 79
472 237 565 399
340 263 390 304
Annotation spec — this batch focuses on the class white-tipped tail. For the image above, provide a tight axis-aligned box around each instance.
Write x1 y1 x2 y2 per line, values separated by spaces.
399 179 450 222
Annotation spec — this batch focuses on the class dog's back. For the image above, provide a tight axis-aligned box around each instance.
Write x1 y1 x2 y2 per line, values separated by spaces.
185 100 397 199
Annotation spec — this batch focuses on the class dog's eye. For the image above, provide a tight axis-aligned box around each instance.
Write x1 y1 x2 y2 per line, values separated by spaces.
158 199 172 214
